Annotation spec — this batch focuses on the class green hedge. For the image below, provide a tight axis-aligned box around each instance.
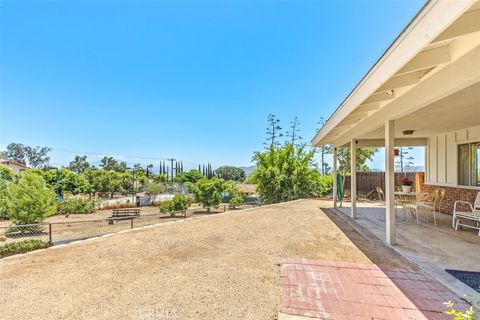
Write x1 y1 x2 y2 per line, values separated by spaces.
57 198 98 215
0 239 49 259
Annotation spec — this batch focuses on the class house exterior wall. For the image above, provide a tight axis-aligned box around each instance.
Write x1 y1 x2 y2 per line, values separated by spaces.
424 124 480 214
0 162 28 174
421 184 478 214
426 124 480 187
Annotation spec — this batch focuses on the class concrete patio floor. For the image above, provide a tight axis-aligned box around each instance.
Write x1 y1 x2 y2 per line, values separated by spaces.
336 202 480 301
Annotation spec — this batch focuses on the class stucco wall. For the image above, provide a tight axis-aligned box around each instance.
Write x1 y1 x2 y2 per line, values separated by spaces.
426 124 480 188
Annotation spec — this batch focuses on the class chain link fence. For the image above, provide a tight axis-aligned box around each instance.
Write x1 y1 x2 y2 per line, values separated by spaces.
0 202 261 247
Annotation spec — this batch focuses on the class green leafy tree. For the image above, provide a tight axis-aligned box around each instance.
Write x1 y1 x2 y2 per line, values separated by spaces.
1 143 51 168
0 178 9 217
215 166 246 182
6 171 56 225
144 181 166 205
245 172 257 184
174 169 204 184
154 173 168 184
100 156 127 172
336 147 379 174
68 155 90 174
190 177 225 212
0 143 27 164
252 143 325 204
24 146 51 168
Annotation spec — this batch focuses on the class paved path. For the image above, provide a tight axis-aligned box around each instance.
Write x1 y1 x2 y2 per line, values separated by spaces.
279 259 470 319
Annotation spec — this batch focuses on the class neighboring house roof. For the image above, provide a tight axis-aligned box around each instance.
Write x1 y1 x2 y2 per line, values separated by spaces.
0 159 29 168
237 183 256 194
312 0 480 147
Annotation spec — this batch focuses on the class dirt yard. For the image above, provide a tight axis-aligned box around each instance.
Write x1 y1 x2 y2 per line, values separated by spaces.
0 200 381 319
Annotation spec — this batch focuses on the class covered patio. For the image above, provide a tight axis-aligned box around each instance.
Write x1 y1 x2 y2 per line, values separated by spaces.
337 202 480 299
312 0 480 301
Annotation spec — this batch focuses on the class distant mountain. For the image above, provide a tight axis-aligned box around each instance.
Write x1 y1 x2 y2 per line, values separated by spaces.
239 165 256 176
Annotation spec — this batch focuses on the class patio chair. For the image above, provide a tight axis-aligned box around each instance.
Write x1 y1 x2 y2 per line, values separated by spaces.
453 192 480 236
408 189 445 227
375 187 406 221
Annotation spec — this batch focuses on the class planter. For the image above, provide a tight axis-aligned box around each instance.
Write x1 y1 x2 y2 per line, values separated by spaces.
401 185 412 193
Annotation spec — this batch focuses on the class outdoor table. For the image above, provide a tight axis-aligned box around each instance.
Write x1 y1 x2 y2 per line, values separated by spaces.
394 191 429 222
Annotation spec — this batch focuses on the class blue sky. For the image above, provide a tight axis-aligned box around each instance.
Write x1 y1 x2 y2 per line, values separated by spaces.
0 0 425 170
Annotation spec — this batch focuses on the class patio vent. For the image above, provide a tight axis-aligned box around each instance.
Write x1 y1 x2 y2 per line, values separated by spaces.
403 130 414 135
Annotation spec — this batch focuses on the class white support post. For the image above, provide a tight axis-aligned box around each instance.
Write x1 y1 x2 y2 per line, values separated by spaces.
333 147 337 208
385 120 396 245
351 139 357 219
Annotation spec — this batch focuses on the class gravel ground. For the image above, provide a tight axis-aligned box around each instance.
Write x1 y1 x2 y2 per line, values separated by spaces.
0 200 372 320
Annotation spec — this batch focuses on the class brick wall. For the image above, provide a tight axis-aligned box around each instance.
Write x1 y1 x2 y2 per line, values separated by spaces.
422 184 479 214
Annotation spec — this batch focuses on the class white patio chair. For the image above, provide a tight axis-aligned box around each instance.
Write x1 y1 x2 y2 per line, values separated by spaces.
408 189 444 227
453 192 480 236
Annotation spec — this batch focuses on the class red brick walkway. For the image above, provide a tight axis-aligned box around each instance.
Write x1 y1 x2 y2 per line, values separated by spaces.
279 259 470 319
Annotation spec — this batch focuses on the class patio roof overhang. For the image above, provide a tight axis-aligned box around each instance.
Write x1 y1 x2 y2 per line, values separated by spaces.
312 0 480 148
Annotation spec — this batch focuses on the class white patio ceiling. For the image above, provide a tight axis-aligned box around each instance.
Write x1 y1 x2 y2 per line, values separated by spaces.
312 0 480 148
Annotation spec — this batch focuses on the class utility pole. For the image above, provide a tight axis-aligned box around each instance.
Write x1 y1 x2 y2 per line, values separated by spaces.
167 158 176 182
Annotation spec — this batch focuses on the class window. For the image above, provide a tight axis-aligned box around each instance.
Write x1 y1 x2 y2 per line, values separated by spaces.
458 142 480 186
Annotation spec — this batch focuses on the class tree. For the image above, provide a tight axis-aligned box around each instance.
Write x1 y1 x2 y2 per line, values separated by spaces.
154 173 168 184
174 169 204 184
24 146 51 168
0 143 27 164
68 155 90 174
252 143 325 204
0 168 13 217
215 166 246 182
336 147 379 174
146 164 154 178
1 143 51 168
99 156 127 172
6 171 56 225
144 181 166 205
245 172 257 184
264 114 282 149
286 116 302 146
395 147 415 173
190 177 225 212
316 117 333 175
100 157 117 171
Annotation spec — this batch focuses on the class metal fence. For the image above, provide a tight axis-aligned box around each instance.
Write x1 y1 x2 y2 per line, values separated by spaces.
0 202 260 247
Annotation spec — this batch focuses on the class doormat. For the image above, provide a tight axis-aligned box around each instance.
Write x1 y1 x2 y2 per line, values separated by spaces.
446 269 480 291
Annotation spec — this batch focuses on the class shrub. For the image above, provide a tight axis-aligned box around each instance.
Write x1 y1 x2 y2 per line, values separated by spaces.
229 195 244 208
0 239 49 258
444 300 477 320
315 174 333 197
57 198 98 215
6 171 56 225
159 195 191 216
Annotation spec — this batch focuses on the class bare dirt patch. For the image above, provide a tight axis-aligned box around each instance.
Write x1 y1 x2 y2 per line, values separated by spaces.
0 200 372 320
